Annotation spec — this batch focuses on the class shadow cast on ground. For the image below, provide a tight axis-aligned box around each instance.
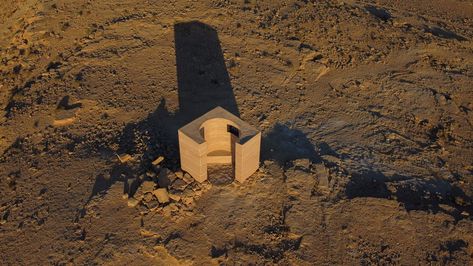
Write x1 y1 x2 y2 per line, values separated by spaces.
86 21 472 223
121 21 240 148
87 21 242 200
346 170 472 220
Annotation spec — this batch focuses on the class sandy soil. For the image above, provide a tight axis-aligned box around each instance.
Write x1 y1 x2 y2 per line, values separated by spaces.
1 0 473 264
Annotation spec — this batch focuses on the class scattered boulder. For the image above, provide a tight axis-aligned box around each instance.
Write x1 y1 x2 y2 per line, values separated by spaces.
146 171 156 178
145 198 159 209
152 156 164 166
182 197 195 207
52 117 76 126
134 180 156 200
175 171 184 179
140 229 161 238
193 190 203 197
141 181 156 193
117 153 133 163
153 188 170 204
143 192 154 203
137 203 149 214
169 193 181 202
127 197 140 207
183 173 194 184
167 171 178 185
171 178 188 192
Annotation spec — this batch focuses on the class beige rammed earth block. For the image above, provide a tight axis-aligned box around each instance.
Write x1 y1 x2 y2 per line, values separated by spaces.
178 106 261 183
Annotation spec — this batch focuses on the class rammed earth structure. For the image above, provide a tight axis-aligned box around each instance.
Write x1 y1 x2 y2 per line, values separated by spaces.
178 106 261 183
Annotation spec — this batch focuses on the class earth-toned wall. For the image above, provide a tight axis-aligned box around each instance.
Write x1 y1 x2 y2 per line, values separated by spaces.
178 107 261 183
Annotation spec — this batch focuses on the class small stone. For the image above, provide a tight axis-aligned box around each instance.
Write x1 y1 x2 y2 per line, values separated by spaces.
117 153 132 163
127 197 139 207
152 156 164 166
171 179 188 191
146 171 156 178
53 117 76 127
146 199 159 209
140 229 160 238
168 172 178 184
169 204 179 212
141 181 156 193
188 182 200 192
182 197 195 207
134 192 144 201
183 173 194 184
153 188 170 204
143 192 154 203
175 171 184 179
138 204 149 214
194 190 203 197
169 193 181 202
134 180 155 200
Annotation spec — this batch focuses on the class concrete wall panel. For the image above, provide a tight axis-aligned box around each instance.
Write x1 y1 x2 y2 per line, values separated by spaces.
178 107 260 183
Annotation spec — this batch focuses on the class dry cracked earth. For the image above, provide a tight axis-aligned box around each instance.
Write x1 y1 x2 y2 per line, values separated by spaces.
1 0 473 265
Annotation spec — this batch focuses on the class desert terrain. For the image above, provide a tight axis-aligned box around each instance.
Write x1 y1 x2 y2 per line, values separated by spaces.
1 0 473 264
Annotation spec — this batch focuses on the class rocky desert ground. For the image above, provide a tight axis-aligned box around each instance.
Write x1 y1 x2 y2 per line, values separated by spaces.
1 0 473 265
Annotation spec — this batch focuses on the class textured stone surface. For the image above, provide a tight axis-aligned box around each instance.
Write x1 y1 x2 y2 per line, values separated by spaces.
153 188 170 204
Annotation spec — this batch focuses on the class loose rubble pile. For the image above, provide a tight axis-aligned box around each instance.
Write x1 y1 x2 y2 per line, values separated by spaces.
119 154 211 220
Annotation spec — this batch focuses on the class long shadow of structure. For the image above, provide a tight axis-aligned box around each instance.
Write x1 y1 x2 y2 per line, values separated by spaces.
53 21 472 222
117 21 239 156
175 21 239 121
143 21 240 147
87 21 242 201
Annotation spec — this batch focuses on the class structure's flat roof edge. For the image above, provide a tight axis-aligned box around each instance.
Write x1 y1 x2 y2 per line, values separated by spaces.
179 106 259 144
